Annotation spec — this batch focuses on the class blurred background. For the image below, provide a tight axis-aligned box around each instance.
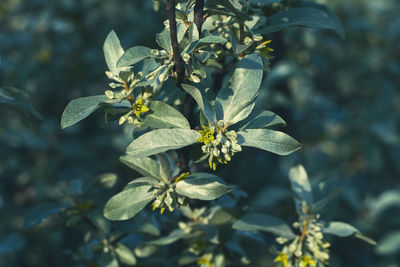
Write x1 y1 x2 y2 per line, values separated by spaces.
0 0 399 266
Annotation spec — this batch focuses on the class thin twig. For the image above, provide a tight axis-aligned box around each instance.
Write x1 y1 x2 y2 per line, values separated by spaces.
193 0 205 33
167 0 185 84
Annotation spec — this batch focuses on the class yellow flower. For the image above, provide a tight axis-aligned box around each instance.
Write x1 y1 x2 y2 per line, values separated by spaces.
197 258 211 267
257 40 274 59
133 97 149 117
175 172 190 182
300 255 316 267
274 252 289 267
197 126 215 145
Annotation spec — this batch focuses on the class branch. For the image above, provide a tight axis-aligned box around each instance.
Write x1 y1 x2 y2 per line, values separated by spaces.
193 0 205 33
167 0 185 84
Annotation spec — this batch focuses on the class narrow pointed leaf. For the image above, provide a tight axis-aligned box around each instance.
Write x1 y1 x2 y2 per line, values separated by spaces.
256 8 344 38
233 213 295 239
24 203 66 230
103 30 125 75
115 243 137 265
288 164 313 209
126 129 200 158
104 185 156 221
199 35 228 44
238 129 301 155
175 173 234 200
0 87 43 122
147 229 186 246
376 231 400 255
120 155 162 180
215 54 263 125
181 84 216 124
141 101 190 129
323 221 376 245
236 110 286 130
61 95 107 129
117 46 159 67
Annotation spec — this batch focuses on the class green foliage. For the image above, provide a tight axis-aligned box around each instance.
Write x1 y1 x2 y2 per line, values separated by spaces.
2 0 396 266
0 87 43 122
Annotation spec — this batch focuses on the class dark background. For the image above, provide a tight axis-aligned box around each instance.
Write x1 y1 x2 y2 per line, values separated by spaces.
1 0 399 266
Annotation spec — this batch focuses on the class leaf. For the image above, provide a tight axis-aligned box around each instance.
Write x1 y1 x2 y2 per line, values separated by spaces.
0 87 43 122
141 101 190 129
124 177 160 190
126 129 200 158
288 164 313 210
250 0 281 7
376 231 400 255
232 213 295 239
99 252 119 267
157 154 171 179
238 129 302 156
175 173 234 201
0 233 26 254
147 229 186 246
115 243 137 266
61 95 107 129
104 185 156 221
156 29 172 54
181 84 216 125
199 35 228 44
215 54 263 125
323 221 376 245
256 8 344 38
117 46 158 67
103 30 125 75
23 203 66 230
236 109 286 130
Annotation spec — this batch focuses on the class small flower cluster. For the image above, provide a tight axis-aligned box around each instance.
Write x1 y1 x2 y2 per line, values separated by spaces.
151 172 189 214
274 215 330 267
104 70 153 126
197 121 242 170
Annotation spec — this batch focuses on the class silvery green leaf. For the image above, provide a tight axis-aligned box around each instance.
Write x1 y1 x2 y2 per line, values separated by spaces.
117 46 159 67
323 221 376 245
103 30 125 75
231 36 253 55
124 177 160 191
189 23 199 42
120 155 162 180
157 154 171 179
23 203 66 230
199 35 228 44
225 101 255 126
236 110 286 130
250 0 281 7
99 252 119 267
0 233 26 254
232 213 295 239
215 54 263 125
256 8 344 38
177 21 188 43
61 95 107 129
141 101 190 129
376 231 400 255
288 164 313 211
147 229 185 246
238 129 301 155
156 29 172 54
181 84 216 125
175 173 234 200
115 243 137 266
0 87 43 122
126 129 200 158
104 185 156 220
